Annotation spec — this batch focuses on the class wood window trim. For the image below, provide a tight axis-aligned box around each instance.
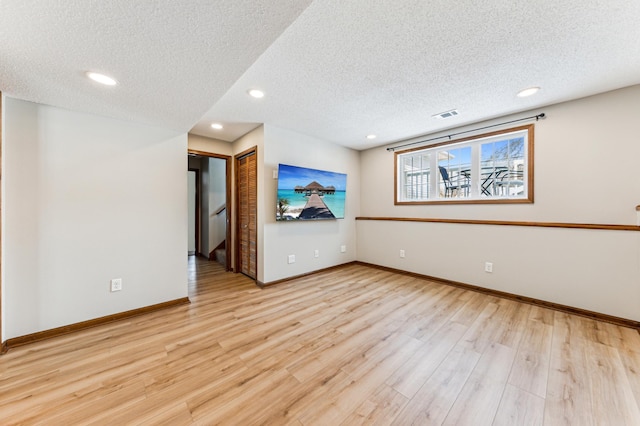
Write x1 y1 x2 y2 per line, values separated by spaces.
394 124 534 205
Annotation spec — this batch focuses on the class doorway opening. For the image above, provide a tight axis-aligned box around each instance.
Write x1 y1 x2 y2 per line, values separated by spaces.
188 151 232 271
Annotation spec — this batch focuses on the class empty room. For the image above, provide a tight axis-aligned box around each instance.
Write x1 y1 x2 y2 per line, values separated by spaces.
1 1 640 425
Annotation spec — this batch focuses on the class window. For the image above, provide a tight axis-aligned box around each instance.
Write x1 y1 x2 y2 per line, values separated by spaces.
395 124 533 204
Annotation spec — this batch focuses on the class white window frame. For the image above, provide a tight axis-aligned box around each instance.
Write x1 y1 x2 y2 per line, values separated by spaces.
395 124 534 204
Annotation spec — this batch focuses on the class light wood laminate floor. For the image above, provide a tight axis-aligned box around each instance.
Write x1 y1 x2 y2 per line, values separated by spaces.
1 257 640 425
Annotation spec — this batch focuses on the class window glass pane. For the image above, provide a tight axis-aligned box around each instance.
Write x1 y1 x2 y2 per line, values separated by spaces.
438 146 471 198
480 137 525 197
401 152 430 200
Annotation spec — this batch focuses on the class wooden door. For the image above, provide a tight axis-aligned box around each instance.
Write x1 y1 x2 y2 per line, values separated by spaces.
236 149 257 279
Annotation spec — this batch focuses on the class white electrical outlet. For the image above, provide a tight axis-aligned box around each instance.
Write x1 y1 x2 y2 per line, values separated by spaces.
340 245 347 253
314 249 319 258
110 278 122 292
400 249 406 258
288 254 296 264
485 262 493 273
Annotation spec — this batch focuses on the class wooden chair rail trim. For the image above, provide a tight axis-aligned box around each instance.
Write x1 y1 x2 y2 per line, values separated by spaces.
2 297 190 354
356 216 640 232
356 261 640 330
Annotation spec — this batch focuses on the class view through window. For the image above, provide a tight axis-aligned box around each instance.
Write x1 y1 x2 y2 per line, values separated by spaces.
395 124 533 204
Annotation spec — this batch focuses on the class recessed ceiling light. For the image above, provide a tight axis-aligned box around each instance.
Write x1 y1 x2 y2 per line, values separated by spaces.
86 71 117 86
517 87 540 98
210 123 223 130
366 134 377 140
247 89 265 99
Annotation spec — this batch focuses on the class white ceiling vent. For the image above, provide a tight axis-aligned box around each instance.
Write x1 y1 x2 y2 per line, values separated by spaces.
433 109 459 119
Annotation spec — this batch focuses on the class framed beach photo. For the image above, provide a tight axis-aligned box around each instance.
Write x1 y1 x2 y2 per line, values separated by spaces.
276 164 347 221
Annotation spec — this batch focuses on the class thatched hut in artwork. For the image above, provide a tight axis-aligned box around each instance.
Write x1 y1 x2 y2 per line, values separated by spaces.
294 181 336 195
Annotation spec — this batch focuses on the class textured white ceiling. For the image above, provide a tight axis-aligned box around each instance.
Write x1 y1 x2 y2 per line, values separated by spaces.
2 1 640 149
0 0 312 132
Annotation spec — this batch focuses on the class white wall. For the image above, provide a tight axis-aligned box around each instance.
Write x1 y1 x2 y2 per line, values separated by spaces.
189 126 360 283
4 86 635 341
188 133 233 156
262 125 360 283
357 86 640 321
2 98 188 339
199 159 211 256
208 157 226 252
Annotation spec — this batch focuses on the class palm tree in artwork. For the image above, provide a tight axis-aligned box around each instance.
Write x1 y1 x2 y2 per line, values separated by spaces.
277 198 290 219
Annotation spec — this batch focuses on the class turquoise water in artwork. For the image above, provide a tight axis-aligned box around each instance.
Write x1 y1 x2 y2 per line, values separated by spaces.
277 189 346 219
